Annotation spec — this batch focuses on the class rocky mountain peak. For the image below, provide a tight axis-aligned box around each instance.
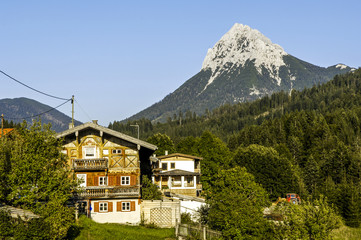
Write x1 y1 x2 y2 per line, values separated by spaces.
201 23 287 91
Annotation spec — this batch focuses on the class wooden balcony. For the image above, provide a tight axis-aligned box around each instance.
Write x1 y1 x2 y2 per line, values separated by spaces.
72 158 108 171
74 186 140 198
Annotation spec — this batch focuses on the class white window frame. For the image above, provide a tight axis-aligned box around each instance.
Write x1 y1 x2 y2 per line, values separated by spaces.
122 202 130 211
161 162 168 170
84 146 96 159
99 202 108 212
121 176 130 185
99 176 107 186
170 162 176 169
112 149 122 154
77 174 87 188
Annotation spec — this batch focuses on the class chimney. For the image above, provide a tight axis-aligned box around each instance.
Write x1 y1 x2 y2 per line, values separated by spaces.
92 120 98 125
165 150 168 155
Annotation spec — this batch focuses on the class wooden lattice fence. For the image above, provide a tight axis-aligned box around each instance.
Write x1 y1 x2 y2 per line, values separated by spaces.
176 223 222 240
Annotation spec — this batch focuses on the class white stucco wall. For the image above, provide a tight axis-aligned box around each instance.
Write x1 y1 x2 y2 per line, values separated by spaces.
162 160 194 172
90 199 141 224
180 200 205 218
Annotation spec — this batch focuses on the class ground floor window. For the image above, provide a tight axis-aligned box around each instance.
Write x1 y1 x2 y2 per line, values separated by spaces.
186 176 194 187
122 202 130 211
117 201 136 212
99 202 108 212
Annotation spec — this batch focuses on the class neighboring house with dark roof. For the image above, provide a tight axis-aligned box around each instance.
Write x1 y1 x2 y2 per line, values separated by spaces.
152 153 202 197
56 120 157 224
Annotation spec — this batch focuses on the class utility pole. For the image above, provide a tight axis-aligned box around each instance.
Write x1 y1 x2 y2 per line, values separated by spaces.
71 95 74 128
130 123 139 139
1 114 4 138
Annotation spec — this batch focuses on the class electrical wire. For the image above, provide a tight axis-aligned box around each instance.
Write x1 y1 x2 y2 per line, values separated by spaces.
0 70 69 101
75 99 92 122
6 98 72 120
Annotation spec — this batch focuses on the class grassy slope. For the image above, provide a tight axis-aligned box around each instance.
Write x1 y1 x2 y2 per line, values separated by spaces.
331 226 361 240
69 216 175 240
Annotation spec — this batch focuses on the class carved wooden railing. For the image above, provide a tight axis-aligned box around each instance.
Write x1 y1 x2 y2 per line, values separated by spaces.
72 158 108 170
74 187 140 198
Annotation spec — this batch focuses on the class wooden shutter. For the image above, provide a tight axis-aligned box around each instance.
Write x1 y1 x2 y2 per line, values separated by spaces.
87 175 93 186
130 201 136 211
93 176 98 186
108 176 115 186
116 176 121 186
117 202 122 212
131 175 137 186
108 202 113 212
94 202 99 212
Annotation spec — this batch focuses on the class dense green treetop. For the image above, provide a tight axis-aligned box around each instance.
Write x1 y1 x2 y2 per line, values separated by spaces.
0 120 76 239
206 167 271 239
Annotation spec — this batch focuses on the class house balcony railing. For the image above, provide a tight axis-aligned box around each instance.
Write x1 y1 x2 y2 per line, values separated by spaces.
74 186 140 198
72 158 108 171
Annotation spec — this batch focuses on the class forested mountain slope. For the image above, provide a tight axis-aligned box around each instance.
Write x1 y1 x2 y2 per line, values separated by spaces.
0 97 81 132
111 69 361 143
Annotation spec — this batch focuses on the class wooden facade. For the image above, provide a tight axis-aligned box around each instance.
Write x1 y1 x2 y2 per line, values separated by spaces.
57 121 157 224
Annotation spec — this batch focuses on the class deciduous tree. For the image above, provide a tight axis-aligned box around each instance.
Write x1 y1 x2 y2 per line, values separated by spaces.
0 120 76 239
206 167 271 239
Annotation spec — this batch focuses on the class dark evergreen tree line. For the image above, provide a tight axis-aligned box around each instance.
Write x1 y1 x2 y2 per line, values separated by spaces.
110 69 361 144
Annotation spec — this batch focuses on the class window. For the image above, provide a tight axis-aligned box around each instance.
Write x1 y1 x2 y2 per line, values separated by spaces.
186 176 194 187
84 147 95 158
99 202 108 212
122 202 130 211
187 177 193 184
112 149 122 154
170 162 175 169
99 176 107 186
161 163 168 170
77 174 87 187
121 176 130 185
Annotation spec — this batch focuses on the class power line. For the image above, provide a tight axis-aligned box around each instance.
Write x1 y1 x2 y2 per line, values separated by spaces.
0 70 69 101
75 99 92 122
5 99 72 120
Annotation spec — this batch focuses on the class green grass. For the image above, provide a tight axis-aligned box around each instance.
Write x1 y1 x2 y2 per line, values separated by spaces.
331 225 361 240
68 215 175 240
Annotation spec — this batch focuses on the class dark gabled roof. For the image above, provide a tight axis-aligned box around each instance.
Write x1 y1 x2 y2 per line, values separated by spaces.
157 153 203 160
56 122 157 151
156 169 201 176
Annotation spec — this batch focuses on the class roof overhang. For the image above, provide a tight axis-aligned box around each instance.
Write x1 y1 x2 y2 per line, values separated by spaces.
157 153 203 160
56 122 157 151
155 169 201 176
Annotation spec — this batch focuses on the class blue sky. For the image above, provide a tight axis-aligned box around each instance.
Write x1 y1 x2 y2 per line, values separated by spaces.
1 0 360 126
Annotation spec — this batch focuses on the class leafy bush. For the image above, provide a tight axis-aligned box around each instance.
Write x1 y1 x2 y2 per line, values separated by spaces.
274 195 342 239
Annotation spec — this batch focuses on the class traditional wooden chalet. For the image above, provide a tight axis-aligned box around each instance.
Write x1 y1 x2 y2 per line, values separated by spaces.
56 121 157 224
152 153 202 197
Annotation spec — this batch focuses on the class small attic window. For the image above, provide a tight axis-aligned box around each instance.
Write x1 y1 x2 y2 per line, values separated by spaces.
112 149 122 154
85 147 95 158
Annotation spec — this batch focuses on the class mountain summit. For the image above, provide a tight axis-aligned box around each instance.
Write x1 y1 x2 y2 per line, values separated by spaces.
126 23 354 123
201 23 287 91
